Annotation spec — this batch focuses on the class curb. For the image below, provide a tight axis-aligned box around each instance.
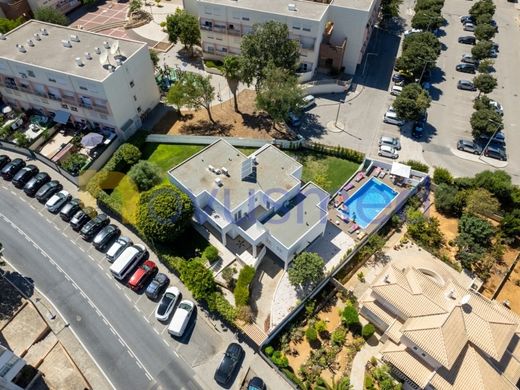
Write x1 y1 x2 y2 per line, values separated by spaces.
449 147 508 168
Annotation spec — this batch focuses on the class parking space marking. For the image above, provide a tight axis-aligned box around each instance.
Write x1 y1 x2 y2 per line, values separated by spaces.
127 350 134 358
72 283 78 290
88 301 95 308
78 246 85 253
118 338 125 346
80 291 87 299
161 326 168 335
145 373 153 381
97 263 103 270
88 255 95 262
110 328 116 335
96 309 102 317
135 294 144 305
162 339 169 347
124 293 132 303
103 318 109 325
136 361 143 369
10 190 16 196
142 315 150 324
148 308 156 318
153 328 160 335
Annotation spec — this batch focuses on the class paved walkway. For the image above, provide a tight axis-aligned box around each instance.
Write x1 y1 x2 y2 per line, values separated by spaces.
450 147 508 168
350 336 381 390
71 1 130 39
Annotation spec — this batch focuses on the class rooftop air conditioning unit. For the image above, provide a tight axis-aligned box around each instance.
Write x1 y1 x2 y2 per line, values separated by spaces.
383 274 390 283
446 289 456 299
214 168 222 175
40 28 48 36
208 165 215 172
33 33 41 41
94 47 101 54
85 52 92 60
15 44 26 53
75 57 84 67
251 155 257 165
70 34 80 42
215 177 223 186
221 167 229 176
288 3 297 11
103 41 110 49
62 40 72 48
26 39 34 47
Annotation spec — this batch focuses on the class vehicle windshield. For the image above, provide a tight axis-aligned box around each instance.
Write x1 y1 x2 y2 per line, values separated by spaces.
179 303 191 311
157 294 174 315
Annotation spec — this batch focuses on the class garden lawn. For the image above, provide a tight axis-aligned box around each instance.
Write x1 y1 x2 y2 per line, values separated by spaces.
141 143 205 175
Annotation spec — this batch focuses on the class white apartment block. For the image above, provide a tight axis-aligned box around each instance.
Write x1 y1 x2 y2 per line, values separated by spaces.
0 21 160 139
0 344 25 390
183 0 381 78
168 139 330 268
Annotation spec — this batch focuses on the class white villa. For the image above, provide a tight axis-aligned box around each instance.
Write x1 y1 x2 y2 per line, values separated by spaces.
168 139 330 268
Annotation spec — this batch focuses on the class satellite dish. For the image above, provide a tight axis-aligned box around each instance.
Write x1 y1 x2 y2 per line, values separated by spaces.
460 294 471 305
99 50 109 65
110 40 120 55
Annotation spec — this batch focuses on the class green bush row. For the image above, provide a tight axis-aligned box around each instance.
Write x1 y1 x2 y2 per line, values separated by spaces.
403 159 429 173
205 291 237 323
305 142 365 164
233 265 256 307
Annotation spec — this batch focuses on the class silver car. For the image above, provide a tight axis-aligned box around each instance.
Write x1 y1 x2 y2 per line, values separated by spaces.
378 145 399 159
379 136 401 150
105 236 132 263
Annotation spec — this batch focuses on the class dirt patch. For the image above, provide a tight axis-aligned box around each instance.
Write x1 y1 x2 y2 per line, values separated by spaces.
496 258 520 314
482 247 519 299
320 333 354 384
427 199 459 263
152 90 296 140
317 300 345 333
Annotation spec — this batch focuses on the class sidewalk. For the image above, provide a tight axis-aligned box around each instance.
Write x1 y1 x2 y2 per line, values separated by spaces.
450 147 508 168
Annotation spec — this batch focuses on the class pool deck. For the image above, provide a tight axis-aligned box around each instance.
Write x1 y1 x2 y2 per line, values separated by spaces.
327 166 412 240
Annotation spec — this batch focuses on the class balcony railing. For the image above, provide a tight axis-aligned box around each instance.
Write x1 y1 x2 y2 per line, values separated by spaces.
212 25 226 33
62 95 77 105
92 104 109 114
227 28 241 36
201 25 212 31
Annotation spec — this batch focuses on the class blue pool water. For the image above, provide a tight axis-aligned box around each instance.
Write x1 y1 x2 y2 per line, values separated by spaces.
341 178 398 229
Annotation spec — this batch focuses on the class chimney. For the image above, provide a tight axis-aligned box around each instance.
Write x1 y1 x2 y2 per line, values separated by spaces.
15 44 26 53
75 57 84 67
103 41 110 49
384 274 390 283
33 33 41 41
221 167 229 176
446 289 456 299
208 165 215 172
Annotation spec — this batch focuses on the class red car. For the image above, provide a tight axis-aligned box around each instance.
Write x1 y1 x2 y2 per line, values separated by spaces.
127 260 157 291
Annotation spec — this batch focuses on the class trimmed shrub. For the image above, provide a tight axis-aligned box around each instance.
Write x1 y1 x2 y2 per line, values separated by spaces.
127 160 162 192
331 327 347 346
264 346 274 357
305 326 318 343
205 291 237 323
105 143 141 173
178 258 215 300
341 305 360 328
236 305 254 323
233 265 255 307
362 323 376 339
136 184 193 243
433 167 453 185
403 159 429 173
271 351 289 368
221 266 236 288
315 320 327 334
203 245 219 263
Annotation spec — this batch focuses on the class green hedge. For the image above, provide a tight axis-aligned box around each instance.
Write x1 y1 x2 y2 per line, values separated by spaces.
362 323 376 339
305 142 365 164
403 159 429 173
233 265 256 307
205 291 237 323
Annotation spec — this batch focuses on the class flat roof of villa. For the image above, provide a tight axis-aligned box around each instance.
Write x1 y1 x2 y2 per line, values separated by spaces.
0 20 145 81
168 139 301 210
264 182 329 248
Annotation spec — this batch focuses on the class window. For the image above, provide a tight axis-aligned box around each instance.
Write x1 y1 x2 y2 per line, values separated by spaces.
228 24 234 30
203 6 212 15
133 95 137 101
19 72 27 78
61 103 68 109
216 37 223 41
129 81 135 88
137 106 142 113
27 70 35 77
302 23 312 32
79 86 88 91
232 11 240 20
48 78 56 83
242 16 250 21
71 106 78 111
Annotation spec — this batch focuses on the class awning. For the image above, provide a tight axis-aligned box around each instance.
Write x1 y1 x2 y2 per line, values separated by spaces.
54 110 70 124
391 162 411 178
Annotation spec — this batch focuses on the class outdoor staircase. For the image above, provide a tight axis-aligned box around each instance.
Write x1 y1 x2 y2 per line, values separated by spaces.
241 323 268 346
86 20 126 33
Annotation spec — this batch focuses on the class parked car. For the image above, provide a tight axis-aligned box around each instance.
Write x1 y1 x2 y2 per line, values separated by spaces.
155 286 180 321
460 15 475 24
404 28 422 36
484 145 507 161
70 207 97 231
35 180 62 203
390 85 403 96
489 48 498 58
59 198 84 222
80 213 110 241
0 155 10 170
456 63 476 74
286 112 302 128
383 110 405 126
379 136 401 150
23 172 50 196
480 130 506 145
146 273 169 300
1 158 25 180
461 54 478 65
458 36 476 45
45 190 71 213
93 224 121 251
302 94 316 110
489 100 503 116
214 343 245 385
457 139 482 154
463 23 475 32
12 165 38 188
457 80 476 91
168 300 195 337
392 73 408 85
128 260 157 291
248 377 266 390
378 145 399 159
106 236 133 263
412 120 425 139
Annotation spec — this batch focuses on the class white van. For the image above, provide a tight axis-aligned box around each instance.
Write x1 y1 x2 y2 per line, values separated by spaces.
168 300 195 337
383 111 405 126
390 85 403 96
109 244 146 280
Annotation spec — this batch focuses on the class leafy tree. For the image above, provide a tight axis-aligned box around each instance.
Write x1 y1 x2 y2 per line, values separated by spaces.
341 305 361 330
473 74 497 97
415 0 444 13
13 131 30 147
433 167 453 185
221 266 236 288
331 327 347 346
471 40 493 60
136 184 193 243
477 59 494 73
473 95 492 111
394 43 437 79
406 209 444 249
362 323 376 340
34 6 69 25
305 326 318 343
256 65 304 129
434 184 466 217
271 351 289 368
403 32 441 55
149 50 159 68
470 108 502 138
393 83 431 121
476 13 493 25
464 188 500 216
165 8 201 55
114 144 141 170
458 213 494 245
380 0 403 18
411 9 444 30
501 209 520 237
475 23 496 41
82 0 98 5
169 72 215 122
202 245 219 263
127 160 162 192
179 258 215 300
0 17 23 34
287 252 325 288
474 170 513 206
221 56 242 112
129 0 142 13
469 0 495 19
240 21 299 88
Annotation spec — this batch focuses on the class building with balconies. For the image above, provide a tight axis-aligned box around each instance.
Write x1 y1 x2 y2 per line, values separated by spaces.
0 20 160 139
168 139 330 268
183 0 381 79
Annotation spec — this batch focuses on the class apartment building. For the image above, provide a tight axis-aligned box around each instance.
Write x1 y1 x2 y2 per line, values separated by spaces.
359 263 520 390
168 139 330 268
0 344 25 390
0 21 160 139
0 0 81 21
183 0 381 78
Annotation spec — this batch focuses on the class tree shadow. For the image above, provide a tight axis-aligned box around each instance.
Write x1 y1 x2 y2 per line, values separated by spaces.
298 112 327 140
175 49 204 71
0 270 34 323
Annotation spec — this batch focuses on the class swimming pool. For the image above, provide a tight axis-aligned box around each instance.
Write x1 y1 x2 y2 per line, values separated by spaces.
341 178 398 229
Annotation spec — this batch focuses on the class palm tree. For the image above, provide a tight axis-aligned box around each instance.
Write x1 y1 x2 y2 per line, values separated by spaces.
221 56 242 113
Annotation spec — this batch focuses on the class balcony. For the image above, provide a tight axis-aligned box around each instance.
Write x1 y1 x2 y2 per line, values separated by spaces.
201 24 212 31
227 26 241 36
92 104 109 114
212 24 227 33
47 94 62 102
19 85 33 93
62 95 77 105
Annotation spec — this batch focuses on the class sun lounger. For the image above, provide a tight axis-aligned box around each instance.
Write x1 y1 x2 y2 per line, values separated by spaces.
343 182 355 191
354 172 366 182
373 167 382 177
337 212 350 223
357 231 367 240
334 194 344 208
379 170 387 179
348 223 360 234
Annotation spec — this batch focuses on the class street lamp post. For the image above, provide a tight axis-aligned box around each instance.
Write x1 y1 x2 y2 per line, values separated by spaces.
334 99 345 128
479 118 503 163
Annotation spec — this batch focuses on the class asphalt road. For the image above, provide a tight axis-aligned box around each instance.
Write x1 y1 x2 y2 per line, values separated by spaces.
0 185 202 390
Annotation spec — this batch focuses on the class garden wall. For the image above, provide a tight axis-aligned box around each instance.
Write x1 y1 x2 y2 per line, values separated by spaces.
145 134 305 149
